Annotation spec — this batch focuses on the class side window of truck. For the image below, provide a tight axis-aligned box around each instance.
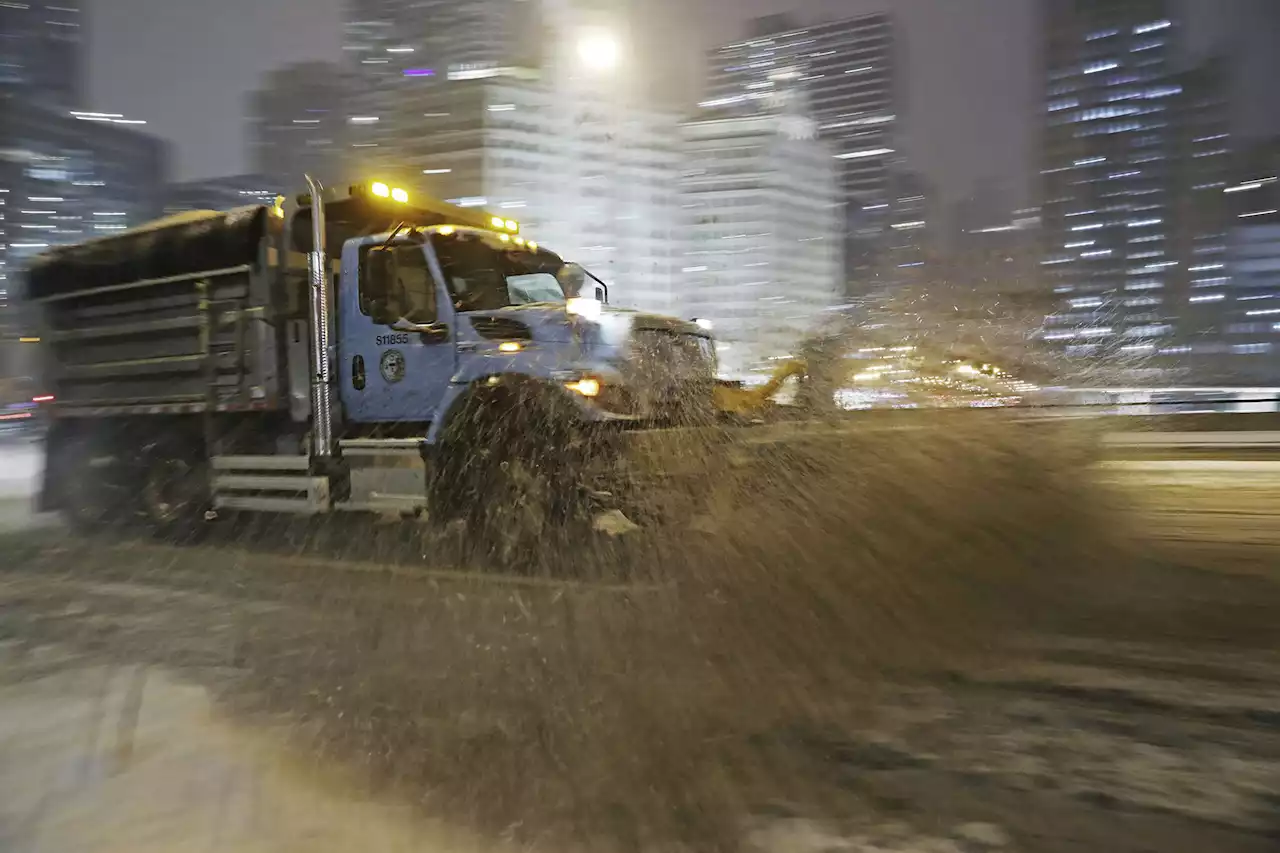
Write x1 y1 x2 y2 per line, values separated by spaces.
359 244 437 324
434 234 510 311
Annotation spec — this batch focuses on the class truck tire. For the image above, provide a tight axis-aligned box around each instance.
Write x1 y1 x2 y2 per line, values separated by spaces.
56 431 134 534
137 434 210 542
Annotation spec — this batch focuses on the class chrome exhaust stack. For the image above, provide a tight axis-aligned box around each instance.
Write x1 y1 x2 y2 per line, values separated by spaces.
304 174 333 458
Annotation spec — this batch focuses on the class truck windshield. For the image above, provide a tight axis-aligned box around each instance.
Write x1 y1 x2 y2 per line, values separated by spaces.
433 230 568 311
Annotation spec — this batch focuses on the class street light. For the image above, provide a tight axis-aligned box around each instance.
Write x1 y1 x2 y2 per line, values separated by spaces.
576 30 619 72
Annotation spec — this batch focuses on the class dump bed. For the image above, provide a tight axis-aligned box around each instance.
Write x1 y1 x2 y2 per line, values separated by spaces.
27 205 287 416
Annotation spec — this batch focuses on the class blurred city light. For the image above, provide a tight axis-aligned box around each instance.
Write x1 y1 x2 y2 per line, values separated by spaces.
576 30 620 71
566 297 604 321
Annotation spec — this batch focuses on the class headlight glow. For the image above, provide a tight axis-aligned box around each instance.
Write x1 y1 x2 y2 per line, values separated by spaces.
565 378 601 397
565 297 603 321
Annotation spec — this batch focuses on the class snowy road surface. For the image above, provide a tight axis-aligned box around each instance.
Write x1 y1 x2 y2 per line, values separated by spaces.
0 440 41 498
0 441 46 532
0 655 500 853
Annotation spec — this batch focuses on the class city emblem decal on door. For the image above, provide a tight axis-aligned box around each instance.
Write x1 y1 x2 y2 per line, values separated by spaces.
379 348 406 383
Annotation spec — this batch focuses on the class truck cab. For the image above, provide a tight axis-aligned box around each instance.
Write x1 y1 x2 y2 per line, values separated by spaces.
335 223 715 435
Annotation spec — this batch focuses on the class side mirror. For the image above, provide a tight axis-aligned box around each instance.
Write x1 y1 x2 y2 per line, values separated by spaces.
558 263 587 297
365 246 398 303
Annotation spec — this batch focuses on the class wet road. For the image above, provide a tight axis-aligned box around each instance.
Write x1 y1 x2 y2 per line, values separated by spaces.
8 430 1280 546
2 431 1279 852
1 527 1278 852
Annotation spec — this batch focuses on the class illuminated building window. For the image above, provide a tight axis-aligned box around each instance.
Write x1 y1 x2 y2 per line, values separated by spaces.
1084 60 1120 74
1126 324 1172 337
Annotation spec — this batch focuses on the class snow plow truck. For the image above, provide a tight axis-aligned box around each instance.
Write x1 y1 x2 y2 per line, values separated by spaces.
26 177 787 551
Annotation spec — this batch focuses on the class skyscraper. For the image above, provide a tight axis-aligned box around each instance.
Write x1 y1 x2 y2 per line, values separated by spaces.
341 0 542 177
383 75 682 317
679 97 844 376
335 0 684 315
1 0 85 312
1222 140 1280 383
1170 56 1234 366
343 0 536 85
0 101 169 276
248 62 350 191
807 14 898 257
705 13 899 291
0 0 84 108
2 1 170 378
0 99 168 379
1037 0 1233 376
703 14 810 111
163 175 280 215
883 170 935 283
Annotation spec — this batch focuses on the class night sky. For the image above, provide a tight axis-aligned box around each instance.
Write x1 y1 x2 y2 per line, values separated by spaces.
88 0 1280 206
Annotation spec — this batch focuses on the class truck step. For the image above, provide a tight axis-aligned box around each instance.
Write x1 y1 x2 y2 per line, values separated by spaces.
210 455 330 514
338 438 424 457
213 495 328 514
213 474 328 499
211 455 311 471
212 474 325 492
337 440 429 513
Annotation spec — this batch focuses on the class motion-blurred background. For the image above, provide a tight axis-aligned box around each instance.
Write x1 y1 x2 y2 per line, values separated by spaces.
4 0 1280 384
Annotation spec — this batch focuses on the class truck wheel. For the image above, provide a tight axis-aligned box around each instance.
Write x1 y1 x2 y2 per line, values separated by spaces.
139 437 209 541
59 434 132 534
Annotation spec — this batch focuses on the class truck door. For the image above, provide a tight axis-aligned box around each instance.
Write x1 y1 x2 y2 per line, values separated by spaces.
339 240 455 423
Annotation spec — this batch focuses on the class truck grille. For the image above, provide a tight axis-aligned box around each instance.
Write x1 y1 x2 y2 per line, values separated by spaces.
630 330 714 381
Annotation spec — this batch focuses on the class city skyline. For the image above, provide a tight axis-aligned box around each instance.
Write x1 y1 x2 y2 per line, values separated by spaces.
1039 0 1224 363
0 0 1278 384
87 0 1279 207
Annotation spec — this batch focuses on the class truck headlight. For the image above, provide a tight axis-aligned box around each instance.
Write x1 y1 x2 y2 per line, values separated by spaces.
565 377 601 397
565 297 603 321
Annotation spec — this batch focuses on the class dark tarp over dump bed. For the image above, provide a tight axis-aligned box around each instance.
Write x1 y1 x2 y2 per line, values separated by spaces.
25 205 272 302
